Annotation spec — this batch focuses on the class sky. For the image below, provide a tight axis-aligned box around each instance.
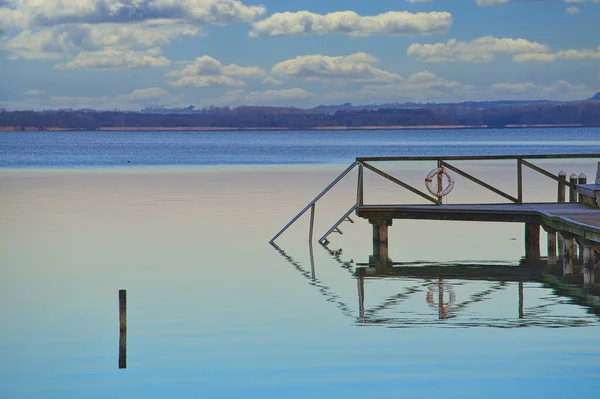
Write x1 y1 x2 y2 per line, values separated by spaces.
0 0 599 110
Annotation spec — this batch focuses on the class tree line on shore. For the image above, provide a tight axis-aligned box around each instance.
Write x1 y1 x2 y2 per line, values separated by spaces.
1 101 600 130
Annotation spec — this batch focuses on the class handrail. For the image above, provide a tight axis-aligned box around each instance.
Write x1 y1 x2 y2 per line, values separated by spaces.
271 154 599 245
362 162 438 204
269 161 358 243
441 161 519 203
356 154 600 162
521 159 576 188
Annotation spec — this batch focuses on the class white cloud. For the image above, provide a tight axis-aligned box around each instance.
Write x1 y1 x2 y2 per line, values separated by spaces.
11 0 265 28
513 45 600 62
566 6 581 13
271 53 402 84
1 21 199 62
55 48 170 70
491 80 594 100
166 55 266 87
262 76 284 85
250 10 452 37
2 28 70 60
1 1 264 65
407 36 550 63
114 87 178 106
215 88 314 106
358 71 473 102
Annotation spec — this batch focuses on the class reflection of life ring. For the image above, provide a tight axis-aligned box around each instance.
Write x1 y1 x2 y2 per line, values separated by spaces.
426 283 456 319
425 167 455 197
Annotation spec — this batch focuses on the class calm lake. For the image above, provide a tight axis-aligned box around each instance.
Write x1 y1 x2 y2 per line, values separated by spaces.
1 128 600 398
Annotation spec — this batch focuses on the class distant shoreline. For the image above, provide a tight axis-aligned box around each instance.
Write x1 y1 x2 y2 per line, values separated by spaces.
0 123 591 132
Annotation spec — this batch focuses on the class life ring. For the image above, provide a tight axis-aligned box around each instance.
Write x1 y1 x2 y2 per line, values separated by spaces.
425 167 455 197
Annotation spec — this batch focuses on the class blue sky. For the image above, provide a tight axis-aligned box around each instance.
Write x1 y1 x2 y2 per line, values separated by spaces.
0 0 599 110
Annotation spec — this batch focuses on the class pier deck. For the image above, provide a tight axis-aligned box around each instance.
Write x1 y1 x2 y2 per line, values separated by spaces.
357 202 600 242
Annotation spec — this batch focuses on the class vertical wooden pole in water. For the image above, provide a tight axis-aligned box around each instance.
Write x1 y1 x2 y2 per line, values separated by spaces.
524 223 540 262
370 218 392 267
119 289 127 369
543 226 557 265
577 174 587 261
563 237 574 275
557 170 566 258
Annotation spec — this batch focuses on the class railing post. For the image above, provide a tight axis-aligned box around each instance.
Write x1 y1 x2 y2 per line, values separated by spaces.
517 158 523 204
437 159 443 205
578 173 587 203
357 163 364 207
308 204 315 243
558 170 566 203
569 173 578 203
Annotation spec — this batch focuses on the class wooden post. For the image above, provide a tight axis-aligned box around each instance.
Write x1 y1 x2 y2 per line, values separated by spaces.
370 218 392 267
569 173 578 203
524 223 540 262
544 227 557 265
578 173 587 203
517 158 523 204
437 160 443 205
557 170 566 258
576 173 588 260
119 289 127 369
357 164 364 207
563 238 574 275
558 170 567 203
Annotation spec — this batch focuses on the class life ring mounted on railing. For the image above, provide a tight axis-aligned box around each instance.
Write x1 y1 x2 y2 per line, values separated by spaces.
425 167 455 198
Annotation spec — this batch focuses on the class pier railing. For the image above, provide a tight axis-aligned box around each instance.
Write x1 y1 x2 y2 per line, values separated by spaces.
270 154 600 246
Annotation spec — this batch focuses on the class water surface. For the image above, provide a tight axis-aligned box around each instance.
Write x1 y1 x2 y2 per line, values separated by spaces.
1 129 600 398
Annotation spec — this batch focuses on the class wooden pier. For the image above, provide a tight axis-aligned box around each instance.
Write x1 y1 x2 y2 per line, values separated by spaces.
271 154 600 286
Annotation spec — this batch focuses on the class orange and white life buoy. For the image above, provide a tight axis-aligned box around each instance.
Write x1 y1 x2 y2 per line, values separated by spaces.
425 167 455 197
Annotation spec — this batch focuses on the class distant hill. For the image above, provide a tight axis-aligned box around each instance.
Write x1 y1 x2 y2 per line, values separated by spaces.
592 92 600 101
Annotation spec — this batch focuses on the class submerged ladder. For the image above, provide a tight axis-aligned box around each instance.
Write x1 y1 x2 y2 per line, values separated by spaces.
269 161 360 246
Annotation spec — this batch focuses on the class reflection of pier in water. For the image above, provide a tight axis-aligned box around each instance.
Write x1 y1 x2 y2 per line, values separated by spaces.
272 243 600 328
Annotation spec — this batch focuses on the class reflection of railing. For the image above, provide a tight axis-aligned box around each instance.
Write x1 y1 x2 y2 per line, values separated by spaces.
271 241 600 328
271 154 600 246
